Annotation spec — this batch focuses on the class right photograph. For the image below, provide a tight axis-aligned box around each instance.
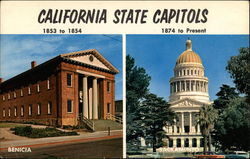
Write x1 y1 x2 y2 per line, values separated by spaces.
126 35 249 158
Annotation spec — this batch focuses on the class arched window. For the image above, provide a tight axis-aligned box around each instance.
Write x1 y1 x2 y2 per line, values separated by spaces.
169 139 173 147
176 138 181 147
184 138 189 147
192 138 197 147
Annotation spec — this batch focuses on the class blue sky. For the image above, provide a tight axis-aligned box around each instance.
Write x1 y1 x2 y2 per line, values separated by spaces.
126 35 249 100
0 35 122 100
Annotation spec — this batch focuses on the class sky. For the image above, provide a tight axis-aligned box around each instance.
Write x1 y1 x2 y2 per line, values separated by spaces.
0 34 122 100
126 35 249 100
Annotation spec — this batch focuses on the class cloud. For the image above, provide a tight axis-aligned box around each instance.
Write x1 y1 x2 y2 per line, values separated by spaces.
66 46 80 52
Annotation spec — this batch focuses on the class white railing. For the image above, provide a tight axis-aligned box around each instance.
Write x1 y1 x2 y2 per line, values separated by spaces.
78 114 95 131
106 113 122 124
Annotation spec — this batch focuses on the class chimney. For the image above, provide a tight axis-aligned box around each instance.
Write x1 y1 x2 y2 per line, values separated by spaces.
31 61 37 69
0 78 3 84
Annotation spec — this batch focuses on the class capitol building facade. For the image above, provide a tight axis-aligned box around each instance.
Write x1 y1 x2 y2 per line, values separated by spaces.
159 40 212 152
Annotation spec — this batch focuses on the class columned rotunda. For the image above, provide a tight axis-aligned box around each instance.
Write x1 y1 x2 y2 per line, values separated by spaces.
159 40 211 152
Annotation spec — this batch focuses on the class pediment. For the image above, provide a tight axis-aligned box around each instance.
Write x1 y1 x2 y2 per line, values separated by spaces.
170 98 209 108
60 49 119 73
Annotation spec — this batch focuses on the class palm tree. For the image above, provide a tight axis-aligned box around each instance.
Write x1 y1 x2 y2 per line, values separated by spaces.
197 104 218 154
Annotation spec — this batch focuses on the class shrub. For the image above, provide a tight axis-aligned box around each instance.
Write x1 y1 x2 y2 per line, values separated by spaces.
11 126 79 138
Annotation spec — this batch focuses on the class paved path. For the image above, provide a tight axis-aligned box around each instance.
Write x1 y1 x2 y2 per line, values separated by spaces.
0 129 122 150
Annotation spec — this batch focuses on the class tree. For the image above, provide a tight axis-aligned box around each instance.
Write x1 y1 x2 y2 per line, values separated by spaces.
213 84 239 113
126 55 151 149
213 97 250 151
197 104 218 154
137 93 176 152
226 47 250 101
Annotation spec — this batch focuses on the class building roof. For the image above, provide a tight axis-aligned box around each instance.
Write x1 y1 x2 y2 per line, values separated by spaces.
176 40 202 65
0 49 118 93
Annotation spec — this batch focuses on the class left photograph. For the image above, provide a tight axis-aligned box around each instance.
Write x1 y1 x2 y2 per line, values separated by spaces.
0 35 123 158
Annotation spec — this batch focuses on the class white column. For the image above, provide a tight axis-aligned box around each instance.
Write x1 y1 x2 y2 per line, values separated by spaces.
173 138 177 147
206 82 208 92
181 112 184 133
197 138 200 147
197 123 200 133
181 138 185 147
189 112 192 133
83 76 89 118
175 82 177 92
93 78 98 119
173 119 177 133
189 138 193 147
89 87 93 119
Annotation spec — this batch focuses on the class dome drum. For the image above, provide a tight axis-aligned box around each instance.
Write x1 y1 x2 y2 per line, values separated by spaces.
169 39 210 103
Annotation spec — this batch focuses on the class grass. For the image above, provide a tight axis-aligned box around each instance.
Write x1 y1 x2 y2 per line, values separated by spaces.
0 122 23 128
93 120 122 131
11 126 79 138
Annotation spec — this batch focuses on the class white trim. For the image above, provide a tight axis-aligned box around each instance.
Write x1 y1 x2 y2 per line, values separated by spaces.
76 70 105 79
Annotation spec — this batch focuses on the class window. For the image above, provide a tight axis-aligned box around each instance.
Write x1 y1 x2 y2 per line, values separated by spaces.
8 108 10 117
187 70 189 75
191 70 193 75
184 138 189 147
48 101 52 114
29 105 32 116
13 92 16 98
176 138 181 147
67 74 72 87
192 138 197 147
107 103 111 113
107 81 111 92
169 139 173 147
37 84 40 92
20 89 23 97
8 93 10 100
14 107 17 117
2 95 5 101
37 103 41 115
3 109 5 117
177 126 180 133
47 79 50 89
21 106 24 117
28 87 31 95
67 100 73 113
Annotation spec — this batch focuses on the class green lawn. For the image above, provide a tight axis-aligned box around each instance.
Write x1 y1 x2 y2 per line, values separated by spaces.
93 120 122 131
0 122 23 128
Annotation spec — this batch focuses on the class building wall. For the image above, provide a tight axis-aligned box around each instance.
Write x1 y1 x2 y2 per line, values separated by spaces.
0 61 116 126
0 73 58 125
59 62 115 125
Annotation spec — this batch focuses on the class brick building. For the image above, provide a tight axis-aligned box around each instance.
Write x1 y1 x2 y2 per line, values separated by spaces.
0 49 119 126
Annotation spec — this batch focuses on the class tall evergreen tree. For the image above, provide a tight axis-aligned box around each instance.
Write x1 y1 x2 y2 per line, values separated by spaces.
226 47 250 102
213 84 239 113
137 93 176 152
126 55 151 149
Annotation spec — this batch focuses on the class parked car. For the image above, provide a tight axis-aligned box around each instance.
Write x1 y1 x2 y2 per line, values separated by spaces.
225 151 249 158
194 152 225 158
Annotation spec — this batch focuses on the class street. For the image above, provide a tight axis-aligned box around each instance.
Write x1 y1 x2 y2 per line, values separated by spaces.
0 138 122 158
